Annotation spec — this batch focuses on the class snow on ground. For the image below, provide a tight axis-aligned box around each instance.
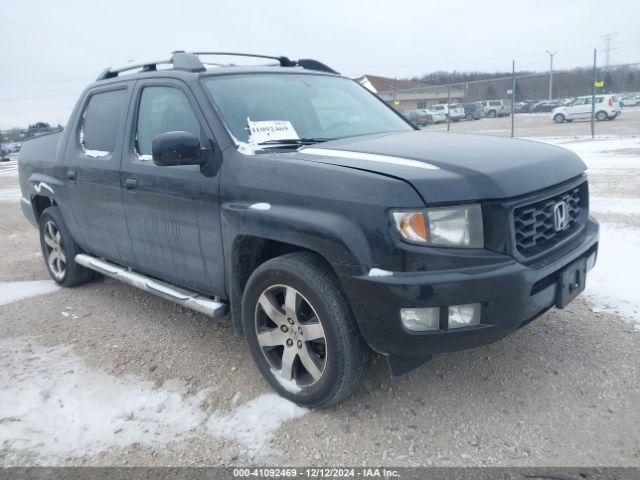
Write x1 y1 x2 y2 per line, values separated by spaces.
590 197 640 216
0 280 59 306
0 161 18 177
534 136 640 330
0 187 20 202
207 393 307 459
585 223 640 330
537 136 640 170
0 335 307 464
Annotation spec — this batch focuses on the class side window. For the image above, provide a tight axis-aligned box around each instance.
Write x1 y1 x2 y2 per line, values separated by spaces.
79 89 128 158
135 86 201 159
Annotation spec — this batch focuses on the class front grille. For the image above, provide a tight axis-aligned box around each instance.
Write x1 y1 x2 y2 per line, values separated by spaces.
513 183 586 258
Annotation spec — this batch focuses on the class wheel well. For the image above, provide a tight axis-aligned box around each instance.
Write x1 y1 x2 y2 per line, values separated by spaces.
32 195 56 220
229 235 332 335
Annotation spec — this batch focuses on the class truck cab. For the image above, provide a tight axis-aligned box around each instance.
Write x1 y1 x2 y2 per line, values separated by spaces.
18 51 599 408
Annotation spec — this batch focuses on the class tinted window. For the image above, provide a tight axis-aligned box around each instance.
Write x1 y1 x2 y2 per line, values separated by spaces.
136 86 201 157
489 101 501 106
80 89 128 156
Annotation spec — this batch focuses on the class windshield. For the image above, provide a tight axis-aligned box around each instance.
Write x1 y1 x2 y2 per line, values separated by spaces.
203 73 412 145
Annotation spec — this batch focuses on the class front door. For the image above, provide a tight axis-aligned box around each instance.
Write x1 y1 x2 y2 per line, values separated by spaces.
120 80 224 295
63 85 133 263
568 98 591 119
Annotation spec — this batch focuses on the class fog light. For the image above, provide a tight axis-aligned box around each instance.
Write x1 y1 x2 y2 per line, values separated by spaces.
401 307 440 331
448 303 481 329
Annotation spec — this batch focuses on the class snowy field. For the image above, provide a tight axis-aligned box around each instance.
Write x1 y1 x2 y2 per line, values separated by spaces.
0 136 639 467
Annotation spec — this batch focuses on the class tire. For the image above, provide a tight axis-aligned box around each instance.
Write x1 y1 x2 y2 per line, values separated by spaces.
595 111 608 121
553 113 565 123
242 252 370 408
39 206 95 287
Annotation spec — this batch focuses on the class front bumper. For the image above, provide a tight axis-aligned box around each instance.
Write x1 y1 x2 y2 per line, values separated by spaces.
339 217 599 357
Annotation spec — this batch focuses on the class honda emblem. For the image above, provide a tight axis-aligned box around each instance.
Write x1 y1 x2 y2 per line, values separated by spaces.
553 200 569 231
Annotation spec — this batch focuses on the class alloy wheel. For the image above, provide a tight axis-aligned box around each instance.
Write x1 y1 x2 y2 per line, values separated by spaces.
255 284 327 388
43 219 66 280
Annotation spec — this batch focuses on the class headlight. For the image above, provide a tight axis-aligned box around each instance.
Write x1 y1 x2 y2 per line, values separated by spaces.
392 205 484 248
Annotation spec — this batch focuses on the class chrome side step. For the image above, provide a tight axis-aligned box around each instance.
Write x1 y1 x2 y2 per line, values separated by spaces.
75 254 228 318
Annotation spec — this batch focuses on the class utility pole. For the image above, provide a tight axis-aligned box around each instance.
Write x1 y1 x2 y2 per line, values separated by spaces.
546 50 557 100
447 71 454 132
601 33 617 69
591 49 597 139
511 61 516 138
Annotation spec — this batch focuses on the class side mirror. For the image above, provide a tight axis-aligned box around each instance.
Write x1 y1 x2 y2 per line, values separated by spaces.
152 131 203 166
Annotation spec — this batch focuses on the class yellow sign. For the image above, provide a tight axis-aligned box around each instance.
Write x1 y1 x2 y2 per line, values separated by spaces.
393 100 400 106
594 81 604 87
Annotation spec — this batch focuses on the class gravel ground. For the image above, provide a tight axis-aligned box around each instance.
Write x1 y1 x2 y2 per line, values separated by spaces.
1 126 639 467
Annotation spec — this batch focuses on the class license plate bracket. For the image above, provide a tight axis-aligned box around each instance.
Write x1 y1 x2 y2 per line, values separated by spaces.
556 257 587 309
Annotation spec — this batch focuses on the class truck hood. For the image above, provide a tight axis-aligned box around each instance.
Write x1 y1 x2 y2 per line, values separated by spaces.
295 131 586 203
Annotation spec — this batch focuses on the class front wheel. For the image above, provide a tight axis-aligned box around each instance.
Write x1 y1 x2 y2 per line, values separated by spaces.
553 113 566 123
242 252 370 408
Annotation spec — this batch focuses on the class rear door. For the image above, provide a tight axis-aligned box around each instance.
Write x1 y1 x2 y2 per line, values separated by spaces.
120 79 224 295
63 84 134 263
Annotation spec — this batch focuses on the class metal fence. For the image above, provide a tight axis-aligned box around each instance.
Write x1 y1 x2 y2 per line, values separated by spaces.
378 52 640 139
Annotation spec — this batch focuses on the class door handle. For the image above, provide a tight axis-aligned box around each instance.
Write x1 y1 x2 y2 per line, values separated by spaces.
66 168 76 182
125 177 138 191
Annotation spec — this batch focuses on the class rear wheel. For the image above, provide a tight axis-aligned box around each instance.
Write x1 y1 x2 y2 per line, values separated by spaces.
38 207 94 287
242 252 370 408
553 113 566 123
595 111 608 121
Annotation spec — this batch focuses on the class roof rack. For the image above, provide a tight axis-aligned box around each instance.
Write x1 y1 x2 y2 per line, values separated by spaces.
96 51 339 81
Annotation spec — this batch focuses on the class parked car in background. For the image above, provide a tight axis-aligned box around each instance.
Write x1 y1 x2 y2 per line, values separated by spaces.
461 102 483 120
532 100 562 113
621 95 640 107
551 94 621 123
405 109 433 127
7 142 22 153
479 100 510 118
431 103 465 122
424 108 447 123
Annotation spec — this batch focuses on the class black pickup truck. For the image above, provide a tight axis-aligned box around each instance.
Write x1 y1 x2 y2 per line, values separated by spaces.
18 51 599 407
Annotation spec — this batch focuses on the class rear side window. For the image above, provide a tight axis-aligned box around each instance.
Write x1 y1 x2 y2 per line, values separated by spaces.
80 89 128 158
135 86 201 158
489 101 501 106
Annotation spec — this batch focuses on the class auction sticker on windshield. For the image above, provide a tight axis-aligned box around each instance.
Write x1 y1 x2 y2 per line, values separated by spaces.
247 118 299 144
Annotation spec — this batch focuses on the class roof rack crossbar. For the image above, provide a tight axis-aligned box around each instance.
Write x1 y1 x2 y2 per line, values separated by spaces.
192 51 296 67
96 51 338 81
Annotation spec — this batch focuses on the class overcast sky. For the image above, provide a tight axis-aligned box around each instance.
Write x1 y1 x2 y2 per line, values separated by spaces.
1 0 639 128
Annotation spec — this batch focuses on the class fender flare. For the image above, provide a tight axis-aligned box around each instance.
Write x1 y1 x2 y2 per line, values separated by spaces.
222 202 375 334
27 173 63 217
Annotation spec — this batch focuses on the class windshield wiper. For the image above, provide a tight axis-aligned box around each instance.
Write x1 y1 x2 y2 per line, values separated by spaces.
257 138 332 147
